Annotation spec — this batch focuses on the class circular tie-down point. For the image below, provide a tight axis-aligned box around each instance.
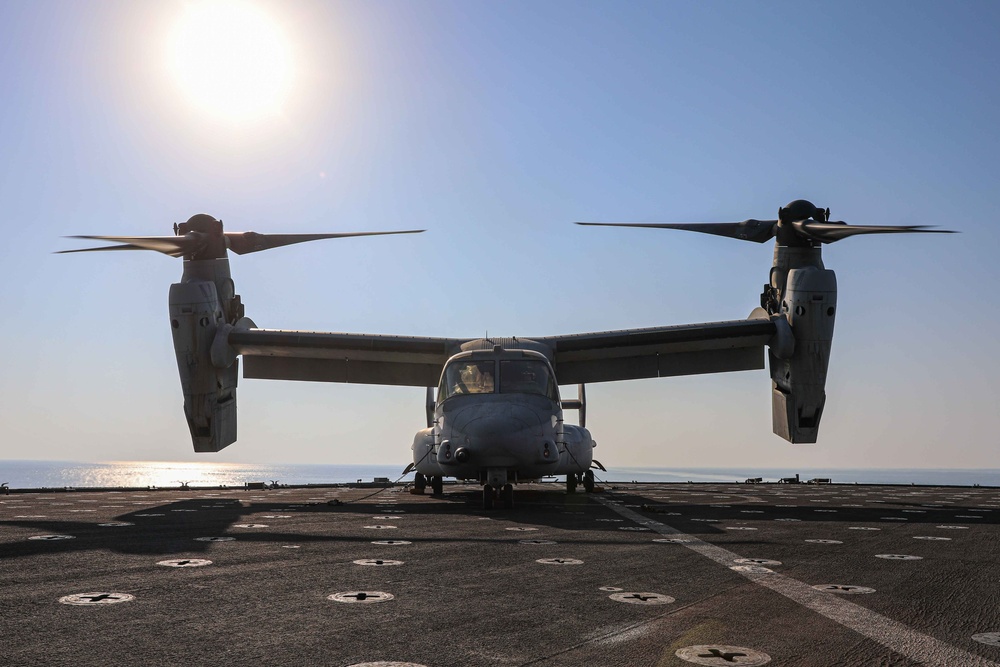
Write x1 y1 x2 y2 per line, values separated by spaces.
972 633 1000 648
730 565 773 574
812 584 876 595
59 592 135 606
505 527 538 532
233 524 268 529
848 526 881 531
519 539 557 545
29 534 75 541
98 522 134 527
364 525 397 530
913 536 952 541
282 545 301 549
619 526 651 531
609 592 675 605
734 558 782 566
805 539 843 544
725 527 758 531
653 538 692 544
936 525 969 529
875 554 923 560
158 558 212 568
194 536 235 542
372 516 405 521
599 586 624 592
536 558 583 566
353 559 404 567
371 540 411 546
260 515 291 519
328 591 394 604
675 645 771 666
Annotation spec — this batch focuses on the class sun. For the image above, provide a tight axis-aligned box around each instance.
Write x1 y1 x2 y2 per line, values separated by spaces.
166 1 294 123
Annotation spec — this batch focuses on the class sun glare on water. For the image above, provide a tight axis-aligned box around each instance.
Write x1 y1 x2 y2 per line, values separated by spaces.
166 1 294 123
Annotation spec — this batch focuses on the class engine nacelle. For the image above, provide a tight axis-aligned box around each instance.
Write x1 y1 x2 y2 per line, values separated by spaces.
169 278 238 452
769 266 837 443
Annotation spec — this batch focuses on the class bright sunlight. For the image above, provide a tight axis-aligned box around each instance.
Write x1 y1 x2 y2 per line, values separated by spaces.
166 1 294 123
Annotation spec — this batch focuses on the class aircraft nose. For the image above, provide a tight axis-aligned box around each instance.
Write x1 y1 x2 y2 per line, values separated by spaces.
444 403 548 466
451 404 541 440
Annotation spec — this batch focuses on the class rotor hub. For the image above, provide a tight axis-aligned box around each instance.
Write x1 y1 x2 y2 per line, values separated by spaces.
779 200 826 223
177 214 224 237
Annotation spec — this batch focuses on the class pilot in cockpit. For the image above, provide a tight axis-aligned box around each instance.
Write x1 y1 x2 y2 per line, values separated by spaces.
455 362 494 394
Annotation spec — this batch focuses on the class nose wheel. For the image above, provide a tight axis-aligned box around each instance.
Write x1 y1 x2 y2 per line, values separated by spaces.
501 483 514 509
482 483 515 510
431 475 444 496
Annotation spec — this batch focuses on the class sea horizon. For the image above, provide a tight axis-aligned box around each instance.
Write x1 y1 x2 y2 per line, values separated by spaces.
2 459 1000 490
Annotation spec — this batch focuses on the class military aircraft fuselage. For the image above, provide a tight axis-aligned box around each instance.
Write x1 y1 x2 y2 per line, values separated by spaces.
62 202 954 511
411 346 594 491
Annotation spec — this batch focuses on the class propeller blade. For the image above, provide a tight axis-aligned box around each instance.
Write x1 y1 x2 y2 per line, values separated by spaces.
224 229 425 255
576 220 777 244
56 243 148 254
794 221 958 243
61 229 424 258
62 234 204 257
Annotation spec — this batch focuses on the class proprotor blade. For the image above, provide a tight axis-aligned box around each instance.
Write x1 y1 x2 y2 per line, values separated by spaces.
225 229 425 255
576 220 777 244
794 221 958 244
56 243 147 254
60 234 205 257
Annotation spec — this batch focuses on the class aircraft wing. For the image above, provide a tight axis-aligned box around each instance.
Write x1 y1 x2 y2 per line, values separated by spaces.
536 315 777 385
229 330 462 387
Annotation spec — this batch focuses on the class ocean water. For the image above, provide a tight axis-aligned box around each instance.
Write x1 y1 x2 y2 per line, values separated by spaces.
2 460 999 489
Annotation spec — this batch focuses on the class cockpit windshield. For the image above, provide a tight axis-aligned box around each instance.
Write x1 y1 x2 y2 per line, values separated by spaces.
439 360 496 400
500 360 557 400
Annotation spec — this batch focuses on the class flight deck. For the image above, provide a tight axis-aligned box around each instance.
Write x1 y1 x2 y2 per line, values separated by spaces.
2 481 999 666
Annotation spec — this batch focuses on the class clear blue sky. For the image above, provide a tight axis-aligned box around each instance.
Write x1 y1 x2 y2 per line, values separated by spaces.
1 1 997 469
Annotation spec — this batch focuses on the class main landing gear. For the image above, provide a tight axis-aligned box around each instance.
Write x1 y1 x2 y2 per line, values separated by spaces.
413 473 444 496
482 484 514 510
567 470 595 494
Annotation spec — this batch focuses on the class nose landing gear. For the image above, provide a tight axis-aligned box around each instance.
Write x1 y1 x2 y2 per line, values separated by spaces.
482 483 515 510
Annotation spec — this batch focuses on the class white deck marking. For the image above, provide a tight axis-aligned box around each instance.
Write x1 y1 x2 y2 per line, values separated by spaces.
597 496 999 667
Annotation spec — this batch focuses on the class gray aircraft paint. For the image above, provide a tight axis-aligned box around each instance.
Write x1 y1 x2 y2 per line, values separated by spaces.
61 202 954 508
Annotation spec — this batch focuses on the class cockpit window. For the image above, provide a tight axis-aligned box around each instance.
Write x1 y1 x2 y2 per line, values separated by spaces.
439 360 496 400
499 360 557 400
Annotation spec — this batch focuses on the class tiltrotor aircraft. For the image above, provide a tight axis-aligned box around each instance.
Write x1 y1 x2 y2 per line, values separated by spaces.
62 200 952 508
